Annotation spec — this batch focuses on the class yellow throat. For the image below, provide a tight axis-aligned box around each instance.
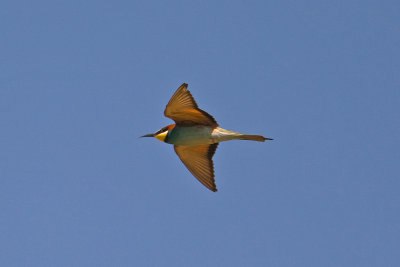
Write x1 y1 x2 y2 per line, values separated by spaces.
155 131 167 142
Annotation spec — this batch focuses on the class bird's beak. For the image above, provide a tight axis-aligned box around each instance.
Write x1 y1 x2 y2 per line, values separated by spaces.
140 133 155 138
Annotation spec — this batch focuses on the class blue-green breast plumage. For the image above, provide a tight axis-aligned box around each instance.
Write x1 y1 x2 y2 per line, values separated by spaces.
166 126 216 146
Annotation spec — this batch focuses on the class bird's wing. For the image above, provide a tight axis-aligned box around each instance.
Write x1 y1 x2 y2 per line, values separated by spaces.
174 143 219 192
164 83 218 127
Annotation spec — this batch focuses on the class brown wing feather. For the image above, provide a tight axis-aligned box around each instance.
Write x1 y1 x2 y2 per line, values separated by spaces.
174 143 219 192
164 83 218 127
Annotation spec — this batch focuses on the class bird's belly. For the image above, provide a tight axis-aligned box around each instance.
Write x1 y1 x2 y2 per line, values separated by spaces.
167 126 216 146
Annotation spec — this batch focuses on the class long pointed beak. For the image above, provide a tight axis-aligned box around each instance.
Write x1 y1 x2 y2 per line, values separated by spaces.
140 133 155 138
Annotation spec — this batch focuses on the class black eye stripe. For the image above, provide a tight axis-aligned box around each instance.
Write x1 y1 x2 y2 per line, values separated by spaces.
156 127 168 135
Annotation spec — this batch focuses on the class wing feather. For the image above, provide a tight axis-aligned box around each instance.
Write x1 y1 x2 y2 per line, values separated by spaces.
164 83 218 126
174 143 219 192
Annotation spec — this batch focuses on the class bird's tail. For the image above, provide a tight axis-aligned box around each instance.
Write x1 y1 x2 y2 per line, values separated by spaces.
236 135 273 142
213 127 273 143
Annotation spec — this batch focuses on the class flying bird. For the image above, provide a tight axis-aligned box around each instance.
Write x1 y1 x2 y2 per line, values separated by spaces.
141 83 273 192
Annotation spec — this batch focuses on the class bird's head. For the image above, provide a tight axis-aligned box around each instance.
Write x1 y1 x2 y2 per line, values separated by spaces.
141 124 175 142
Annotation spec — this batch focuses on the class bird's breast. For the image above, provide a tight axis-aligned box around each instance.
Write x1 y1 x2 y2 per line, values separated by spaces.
166 126 216 146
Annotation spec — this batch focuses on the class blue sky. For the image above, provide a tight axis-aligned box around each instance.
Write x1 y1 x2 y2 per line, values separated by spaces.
1 1 399 266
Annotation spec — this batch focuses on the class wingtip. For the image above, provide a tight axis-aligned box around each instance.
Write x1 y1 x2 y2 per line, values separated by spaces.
206 183 218 192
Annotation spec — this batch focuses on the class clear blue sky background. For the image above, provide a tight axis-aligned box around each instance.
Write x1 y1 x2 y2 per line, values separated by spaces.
1 1 399 266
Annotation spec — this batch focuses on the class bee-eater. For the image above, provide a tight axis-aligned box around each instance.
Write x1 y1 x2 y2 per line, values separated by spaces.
141 83 273 192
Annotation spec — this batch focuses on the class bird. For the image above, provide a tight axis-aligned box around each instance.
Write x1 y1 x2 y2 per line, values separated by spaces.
141 83 273 192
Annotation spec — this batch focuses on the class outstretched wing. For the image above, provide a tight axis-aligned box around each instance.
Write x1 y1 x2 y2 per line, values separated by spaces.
164 83 218 127
174 143 219 192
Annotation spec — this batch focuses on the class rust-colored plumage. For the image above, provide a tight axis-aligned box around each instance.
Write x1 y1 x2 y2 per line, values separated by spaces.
164 83 218 127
